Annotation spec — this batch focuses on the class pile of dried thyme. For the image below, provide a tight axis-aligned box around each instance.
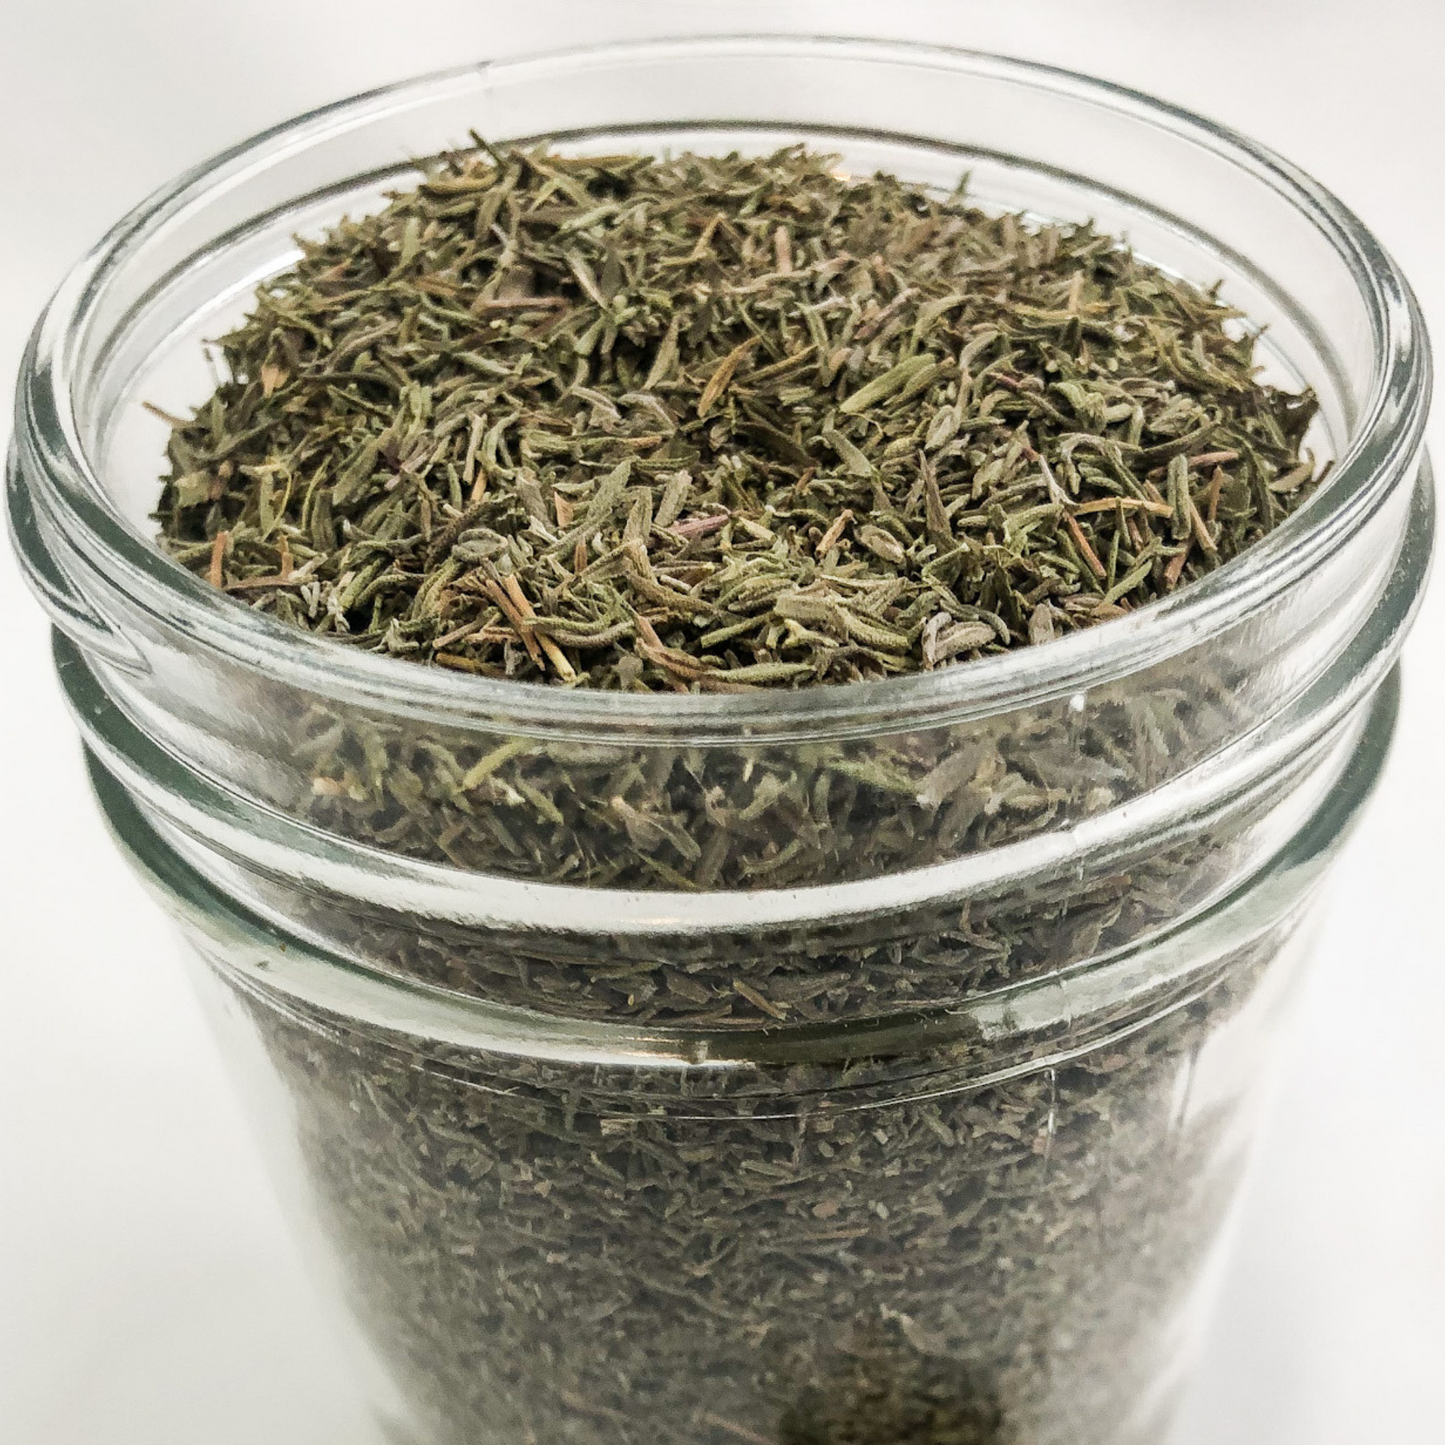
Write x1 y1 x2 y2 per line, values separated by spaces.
142 141 1337 1445
155 143 1319 689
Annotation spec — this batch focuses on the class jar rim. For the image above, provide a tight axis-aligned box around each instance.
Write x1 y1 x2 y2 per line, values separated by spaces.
15 34 1431 740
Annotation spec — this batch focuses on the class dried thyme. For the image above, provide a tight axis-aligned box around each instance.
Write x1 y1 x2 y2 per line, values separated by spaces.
217 918 1284 1445
133 139 1346 1445
154 143 1320 689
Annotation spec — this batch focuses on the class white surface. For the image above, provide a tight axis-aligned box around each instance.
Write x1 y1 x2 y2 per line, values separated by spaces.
1 3 1442 1441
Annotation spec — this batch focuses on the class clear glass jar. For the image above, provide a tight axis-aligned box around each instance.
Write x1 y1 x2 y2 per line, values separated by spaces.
8 36 1433 1445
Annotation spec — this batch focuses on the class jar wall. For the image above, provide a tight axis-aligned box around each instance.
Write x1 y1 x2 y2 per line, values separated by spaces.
91 669 1394 1445
134 788 1334 1445
190 941 1296 1445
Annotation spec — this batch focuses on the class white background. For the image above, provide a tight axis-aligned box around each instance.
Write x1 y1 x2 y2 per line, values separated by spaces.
1 4 1442 1442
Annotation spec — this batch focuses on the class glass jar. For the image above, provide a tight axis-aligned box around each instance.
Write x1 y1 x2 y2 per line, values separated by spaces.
8 36 1433 1445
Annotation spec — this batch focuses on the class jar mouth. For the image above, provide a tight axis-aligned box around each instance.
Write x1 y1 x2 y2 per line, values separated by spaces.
15 35 1431 741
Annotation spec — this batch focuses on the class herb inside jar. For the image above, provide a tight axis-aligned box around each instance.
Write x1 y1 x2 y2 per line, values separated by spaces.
154 143 1320 690
142 141 1331 1445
